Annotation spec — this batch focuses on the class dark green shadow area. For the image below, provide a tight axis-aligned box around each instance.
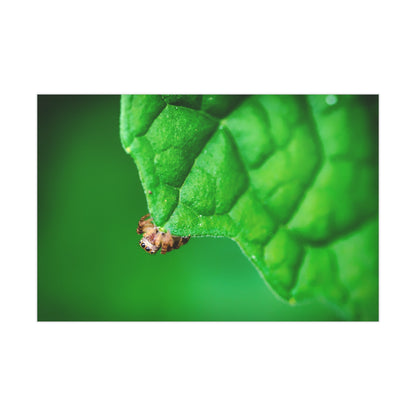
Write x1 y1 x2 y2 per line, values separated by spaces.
38 95 342 321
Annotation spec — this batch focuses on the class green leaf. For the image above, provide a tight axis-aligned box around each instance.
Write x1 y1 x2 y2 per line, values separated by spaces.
120 94 378 320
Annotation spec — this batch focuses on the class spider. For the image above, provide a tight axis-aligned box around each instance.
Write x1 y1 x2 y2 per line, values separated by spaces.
136 213 191 255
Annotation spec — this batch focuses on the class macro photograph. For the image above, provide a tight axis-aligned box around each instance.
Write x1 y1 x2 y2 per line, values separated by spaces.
38 94 378 321
5 3 415 415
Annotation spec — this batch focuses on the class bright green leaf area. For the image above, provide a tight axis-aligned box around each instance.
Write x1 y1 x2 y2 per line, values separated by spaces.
120 94 378 320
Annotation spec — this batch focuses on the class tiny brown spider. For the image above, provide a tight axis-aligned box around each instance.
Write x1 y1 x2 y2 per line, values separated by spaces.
136 213 191 255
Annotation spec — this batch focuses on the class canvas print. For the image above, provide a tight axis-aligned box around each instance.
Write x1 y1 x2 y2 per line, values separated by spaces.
38 95 378 321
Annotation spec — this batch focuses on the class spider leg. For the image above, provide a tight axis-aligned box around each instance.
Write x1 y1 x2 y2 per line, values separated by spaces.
154 232 163 247
160 231 174 255
173 235 191 250
141 213 150 219
137 213 153 234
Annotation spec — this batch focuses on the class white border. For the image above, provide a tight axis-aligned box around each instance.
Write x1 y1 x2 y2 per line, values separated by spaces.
2 1 416 415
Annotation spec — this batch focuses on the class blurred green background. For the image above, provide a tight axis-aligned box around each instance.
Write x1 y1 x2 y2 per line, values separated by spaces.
38 95 343 321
